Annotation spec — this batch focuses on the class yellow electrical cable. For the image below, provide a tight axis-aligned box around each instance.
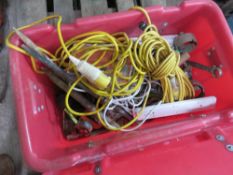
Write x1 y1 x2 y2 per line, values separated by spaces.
5 15 61 74
6 6 195 131
132 7 195 103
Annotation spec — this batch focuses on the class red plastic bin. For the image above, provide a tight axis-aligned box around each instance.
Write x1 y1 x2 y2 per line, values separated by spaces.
9 0 233 174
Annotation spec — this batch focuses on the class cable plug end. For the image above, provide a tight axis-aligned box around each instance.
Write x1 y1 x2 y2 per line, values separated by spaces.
69 55 111 90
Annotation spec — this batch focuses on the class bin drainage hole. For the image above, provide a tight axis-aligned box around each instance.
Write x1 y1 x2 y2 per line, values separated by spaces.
226 144 233 152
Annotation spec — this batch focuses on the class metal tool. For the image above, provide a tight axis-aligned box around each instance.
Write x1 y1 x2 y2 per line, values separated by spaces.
63 108 95 139
174 33 197 53
14 28 76 83
22 44 75 82
192 80 205 98
76 120 93 135
187 60 223 78
13 27 41 53
46 69 96 111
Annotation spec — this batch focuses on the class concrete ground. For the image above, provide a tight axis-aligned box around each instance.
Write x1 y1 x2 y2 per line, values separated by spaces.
0 1 39 174
0 51 39 175
0 66 21 173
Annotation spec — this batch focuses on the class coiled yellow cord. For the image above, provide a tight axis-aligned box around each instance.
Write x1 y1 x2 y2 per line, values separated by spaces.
6 6 195 131
132 7 194 102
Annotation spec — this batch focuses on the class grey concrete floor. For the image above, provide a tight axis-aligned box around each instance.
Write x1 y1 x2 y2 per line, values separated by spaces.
0 3 22 174
0 67 21 173
0 3 40 172
0 1 23 173
0 52 39 174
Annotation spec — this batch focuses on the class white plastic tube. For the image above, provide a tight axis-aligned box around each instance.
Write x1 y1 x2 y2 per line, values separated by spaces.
137 96 217 120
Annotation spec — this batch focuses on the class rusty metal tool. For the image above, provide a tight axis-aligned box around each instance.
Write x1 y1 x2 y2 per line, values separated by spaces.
21 44 75 82
187 60 223 78
45 69 96 111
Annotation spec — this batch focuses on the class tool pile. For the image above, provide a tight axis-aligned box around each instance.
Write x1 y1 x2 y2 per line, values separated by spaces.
6 7 222 140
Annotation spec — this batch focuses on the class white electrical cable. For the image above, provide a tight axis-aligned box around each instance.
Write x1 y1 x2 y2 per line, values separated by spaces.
73 87 86 93
121 101 162 132
102 79 150 130
102 78 162 131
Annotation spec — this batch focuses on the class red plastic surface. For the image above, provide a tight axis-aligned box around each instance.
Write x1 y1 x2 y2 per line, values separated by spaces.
43 111 233 175
8 0 233 174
